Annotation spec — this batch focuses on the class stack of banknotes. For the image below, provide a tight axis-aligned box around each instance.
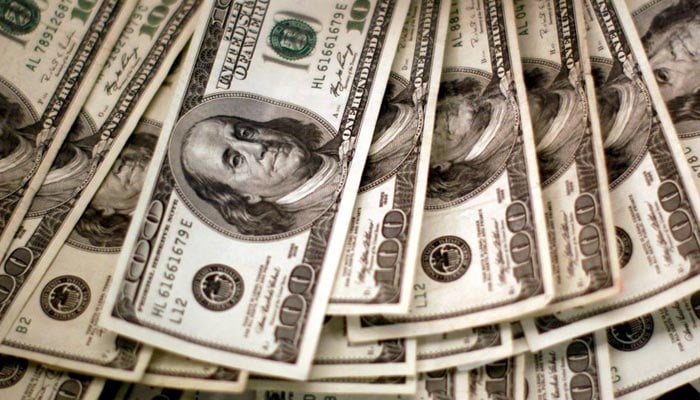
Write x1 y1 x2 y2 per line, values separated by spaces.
2 0 700 399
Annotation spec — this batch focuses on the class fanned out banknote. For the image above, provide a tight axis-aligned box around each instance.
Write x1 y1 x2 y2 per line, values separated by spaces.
0 1 136 259
100 381 184 400
248 375 418 395
522 0 700 351
416 324 512 372
626 0 700 190
0 38 200 381
0 354 104 400
468 357 525 400
327 0 450 316
511 322 529 356
311 317 416 379
347 0 553 342
515 0 619 313
523 334 613 400
101 0 411 379
141 350 248 393
604 291 700 400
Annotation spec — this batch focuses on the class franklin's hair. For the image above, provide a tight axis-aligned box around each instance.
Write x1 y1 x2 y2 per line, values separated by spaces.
74 133 157 248
0 93 24 159
182 115 325 236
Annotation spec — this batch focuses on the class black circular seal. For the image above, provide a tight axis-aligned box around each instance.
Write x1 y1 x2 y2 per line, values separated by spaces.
40 275 90 321
192 264 244 311
0 355 27 388
421 236 471 282
615 226 633 268
606 314 654 352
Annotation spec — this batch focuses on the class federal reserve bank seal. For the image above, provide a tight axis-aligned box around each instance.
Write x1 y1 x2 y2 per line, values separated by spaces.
40 276 90 321
606 314 654 352
269 19 316 60
192 264 244 311
615 226 633 268
421 236 471 282
0 0 40 35
0 355 27 388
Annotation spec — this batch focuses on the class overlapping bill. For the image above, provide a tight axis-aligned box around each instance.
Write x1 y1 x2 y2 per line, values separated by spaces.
141 350 248 393
516 0 619 312
248 375 418 395
417 324 512 372
328 0 450 316
605 292 700 400
523 334 613 400
348 0 553 342
0 1 136 259
468 357 525 400
102 0 411 379
522 0 700 351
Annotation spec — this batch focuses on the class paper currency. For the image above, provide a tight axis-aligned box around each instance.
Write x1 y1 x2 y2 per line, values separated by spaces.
605 292 700 400
511 322 529 356
468 357 525 400
141 350 248 393
327 0 450 316
417 324 512 372
515 0 619 312
102 0 411 379
248 375 418 395
0 354 104 400
0 0 135 258
0 52 189 380
627 0 700 190
524 334 613 400
101 381 184 400
522 0 700 351
348 0 553 342
311 317 416 379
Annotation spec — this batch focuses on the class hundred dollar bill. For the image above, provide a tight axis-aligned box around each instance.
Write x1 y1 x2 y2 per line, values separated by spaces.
0 354 104 400
522 0 700 351
141 350 248 393
249 375 418 395
604 292 700 400
468 357 525 400
0 50 191 380
347 0 553 342
0 0 136 258
627 0 700 190
0 1 201 379
417 324 512 372
524 334 613 400
311 317 416 379
101 0 411 380
515 0 619 312
511 322 529 355
327 0 450 316
101 381 184 400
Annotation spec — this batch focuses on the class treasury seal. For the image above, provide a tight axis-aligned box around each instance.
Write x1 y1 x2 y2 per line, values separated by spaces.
421 236 471 283
0 355 27 388
192 264 244 311
615 226 633 268
40 275 91 321
269 19 316 60
0 0 40 35
606 314 654 352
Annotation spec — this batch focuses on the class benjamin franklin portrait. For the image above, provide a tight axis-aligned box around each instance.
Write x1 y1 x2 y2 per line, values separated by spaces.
0 92 37 199
176 114 341 236
524 67 585 183
71 132 157 248
636 0 700 128
426 76 515 204
362 77 418 185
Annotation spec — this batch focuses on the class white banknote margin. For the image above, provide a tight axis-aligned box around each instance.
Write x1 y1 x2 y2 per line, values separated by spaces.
100 0 413 380
140 369 249 393
310 338 417 379
248 376 418 395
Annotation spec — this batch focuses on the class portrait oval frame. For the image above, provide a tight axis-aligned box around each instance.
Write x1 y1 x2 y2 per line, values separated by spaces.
168 93 338 241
